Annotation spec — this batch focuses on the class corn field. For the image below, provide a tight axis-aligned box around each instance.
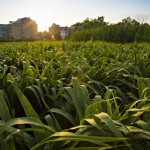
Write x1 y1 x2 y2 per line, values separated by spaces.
0 41 150 150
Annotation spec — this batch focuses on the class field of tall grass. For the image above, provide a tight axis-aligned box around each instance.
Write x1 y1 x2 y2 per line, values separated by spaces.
0 41 150 150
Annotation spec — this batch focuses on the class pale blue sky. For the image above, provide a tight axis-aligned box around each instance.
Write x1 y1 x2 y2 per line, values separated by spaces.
0 0 150 31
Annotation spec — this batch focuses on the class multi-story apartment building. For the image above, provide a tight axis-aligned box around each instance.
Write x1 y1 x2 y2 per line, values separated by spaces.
0 24 9 38
49 23 70 40
9 17 37 39
49 23 60 36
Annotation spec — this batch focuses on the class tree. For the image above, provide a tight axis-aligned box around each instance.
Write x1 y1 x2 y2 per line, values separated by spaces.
82 16 107 29
119 17 140 25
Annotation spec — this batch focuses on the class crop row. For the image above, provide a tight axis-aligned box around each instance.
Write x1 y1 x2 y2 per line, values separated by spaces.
0 41 150 149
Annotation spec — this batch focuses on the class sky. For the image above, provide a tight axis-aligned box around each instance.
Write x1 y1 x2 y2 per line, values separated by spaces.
0 0 150 31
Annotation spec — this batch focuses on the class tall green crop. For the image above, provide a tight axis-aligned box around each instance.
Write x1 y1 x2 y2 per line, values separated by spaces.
0 41 150 149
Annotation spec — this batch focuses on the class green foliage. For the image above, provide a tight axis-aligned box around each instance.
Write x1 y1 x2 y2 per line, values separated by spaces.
71 17 150 43
0 41 150 149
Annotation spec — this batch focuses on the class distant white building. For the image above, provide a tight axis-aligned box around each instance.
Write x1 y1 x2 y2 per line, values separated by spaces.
59 27 70 39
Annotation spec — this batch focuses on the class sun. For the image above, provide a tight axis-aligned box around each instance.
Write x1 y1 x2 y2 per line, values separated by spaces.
35 19 51 32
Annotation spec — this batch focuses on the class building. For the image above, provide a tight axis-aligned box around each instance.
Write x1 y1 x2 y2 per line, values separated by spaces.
0 24 8 38
9 17 37 39
59 27 70 39
49 23 70 40
49 23 60 36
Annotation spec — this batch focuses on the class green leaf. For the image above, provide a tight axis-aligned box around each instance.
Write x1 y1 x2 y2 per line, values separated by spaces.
50 108 76 126
31 132 127 150
103 87 113 116
94 113 123 137
82 118 105 134
12 83 39 119
135 120 150 131
84 99 102 117
12 83 45 142
137 77 150 99
65 77 90 121
0 117 56 135
2 134 15 150
0 90 11 121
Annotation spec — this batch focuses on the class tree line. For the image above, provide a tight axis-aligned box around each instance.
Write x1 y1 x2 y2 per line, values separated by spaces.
70 16 150 43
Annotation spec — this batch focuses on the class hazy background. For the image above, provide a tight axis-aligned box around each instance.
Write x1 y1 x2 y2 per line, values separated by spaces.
0 0 150 31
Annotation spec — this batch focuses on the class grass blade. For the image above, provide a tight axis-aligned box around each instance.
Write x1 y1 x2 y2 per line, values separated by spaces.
0 90 11 121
